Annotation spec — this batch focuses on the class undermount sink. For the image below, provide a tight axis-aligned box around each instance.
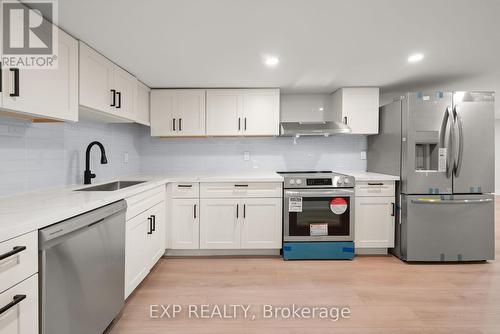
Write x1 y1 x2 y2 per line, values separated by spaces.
75 181 146 192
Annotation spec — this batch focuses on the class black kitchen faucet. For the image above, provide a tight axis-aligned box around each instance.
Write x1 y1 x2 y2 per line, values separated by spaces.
84 141 108 184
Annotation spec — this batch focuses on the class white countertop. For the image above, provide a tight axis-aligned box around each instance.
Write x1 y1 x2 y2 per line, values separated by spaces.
0 171 283 243
346 171 400 181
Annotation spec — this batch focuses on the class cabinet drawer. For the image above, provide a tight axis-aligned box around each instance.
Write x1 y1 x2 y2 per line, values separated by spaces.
171 183 199 198
0 273 38 334
355 181 395 197
200 182 282 198
0 232 38 294
126 186 165 220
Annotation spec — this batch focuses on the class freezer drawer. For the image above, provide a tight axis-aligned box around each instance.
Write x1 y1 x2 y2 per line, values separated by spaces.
400 194 494 261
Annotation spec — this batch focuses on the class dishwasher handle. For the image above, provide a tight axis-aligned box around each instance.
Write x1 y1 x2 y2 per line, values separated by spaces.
39 200 127 248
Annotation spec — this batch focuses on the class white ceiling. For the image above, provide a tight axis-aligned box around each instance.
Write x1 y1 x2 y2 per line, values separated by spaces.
57 0 500 93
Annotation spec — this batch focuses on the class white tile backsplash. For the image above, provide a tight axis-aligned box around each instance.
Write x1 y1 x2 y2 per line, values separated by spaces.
0 116 143 197
0 115 368 197
139 133 367 174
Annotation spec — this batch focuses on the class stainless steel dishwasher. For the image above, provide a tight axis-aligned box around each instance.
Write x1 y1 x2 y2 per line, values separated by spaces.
39 200 127 334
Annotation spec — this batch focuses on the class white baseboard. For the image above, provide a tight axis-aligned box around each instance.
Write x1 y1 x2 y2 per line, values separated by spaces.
165 249 281 257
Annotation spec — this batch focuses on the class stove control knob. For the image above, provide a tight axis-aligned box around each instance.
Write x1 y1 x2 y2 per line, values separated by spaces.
343 179 350 184
289 179 295 185
337 178 344 186
296 179 303 185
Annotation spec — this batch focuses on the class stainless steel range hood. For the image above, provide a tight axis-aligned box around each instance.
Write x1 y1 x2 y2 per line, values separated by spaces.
280 121 351 137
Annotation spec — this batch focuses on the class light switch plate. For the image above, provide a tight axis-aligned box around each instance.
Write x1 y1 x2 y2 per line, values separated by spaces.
360 151 367 160
243 151 250 161
123 152 129 164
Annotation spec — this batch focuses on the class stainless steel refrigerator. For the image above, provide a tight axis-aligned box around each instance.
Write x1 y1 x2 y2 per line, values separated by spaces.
368 91 495 261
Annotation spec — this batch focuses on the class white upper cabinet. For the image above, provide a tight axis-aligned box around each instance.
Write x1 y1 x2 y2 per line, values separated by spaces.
79 42 138 122
136 81 151 126
331 87 379 134
206 89 242 136
150 89 206 137
242 89 280 136
1 27 78 121
206 89 280 136
113 65 137 120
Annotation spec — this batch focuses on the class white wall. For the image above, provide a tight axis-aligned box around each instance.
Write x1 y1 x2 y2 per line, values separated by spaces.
139 134 367 174
0 116 143 197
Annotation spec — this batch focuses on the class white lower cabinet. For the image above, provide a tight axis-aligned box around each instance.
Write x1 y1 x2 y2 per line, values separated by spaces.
0 274 38 334
240 198 282 249
199 197 282 250
169 182 283 252
354 180 396 251
125 187 166 299
171 198 199 249
200 198 240 249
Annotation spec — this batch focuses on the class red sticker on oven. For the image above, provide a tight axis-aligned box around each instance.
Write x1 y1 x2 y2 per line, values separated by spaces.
330 198 347 215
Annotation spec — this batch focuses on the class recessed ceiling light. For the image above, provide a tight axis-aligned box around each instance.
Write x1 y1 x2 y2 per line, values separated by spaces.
264 56 279 67
408 53 424 63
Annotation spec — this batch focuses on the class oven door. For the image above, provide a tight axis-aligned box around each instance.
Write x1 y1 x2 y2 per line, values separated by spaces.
284 188 354 242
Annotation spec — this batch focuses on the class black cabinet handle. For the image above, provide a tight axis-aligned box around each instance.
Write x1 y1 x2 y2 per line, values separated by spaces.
9 68 19 97
367 183 384 186
151 215 156 232
234 184 248 187
177 184 192 188
391 202 395 217
244 117 247 131
343 116 348 124
243 204 246 218
110 89 116 107
238 117 241 131
193 204 197 219
236 204 239 218
147 217 153 234
0 294 26 315
116 91 121 108
173 118 176 131
0 246 26 261
179 118 182 131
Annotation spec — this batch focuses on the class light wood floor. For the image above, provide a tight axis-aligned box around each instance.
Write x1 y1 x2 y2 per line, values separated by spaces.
111 199 500 334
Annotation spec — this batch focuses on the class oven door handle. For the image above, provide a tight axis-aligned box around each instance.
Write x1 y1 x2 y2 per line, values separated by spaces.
285 190 353 197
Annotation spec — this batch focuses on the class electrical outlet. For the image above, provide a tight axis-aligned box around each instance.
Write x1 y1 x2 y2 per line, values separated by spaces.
123 152 129 164
360 151 367 160
243 151 250 161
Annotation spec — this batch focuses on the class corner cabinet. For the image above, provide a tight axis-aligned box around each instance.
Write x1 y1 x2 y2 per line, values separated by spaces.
79 42 138 123
150 89 206 137
354 180 395 252
1 28 79 122
206 89 280 136
331 87 379 134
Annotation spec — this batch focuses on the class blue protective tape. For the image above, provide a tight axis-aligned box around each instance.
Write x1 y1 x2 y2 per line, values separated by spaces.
342 247 355 253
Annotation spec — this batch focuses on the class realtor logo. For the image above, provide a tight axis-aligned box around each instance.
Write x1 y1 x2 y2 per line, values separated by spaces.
2 0 58 68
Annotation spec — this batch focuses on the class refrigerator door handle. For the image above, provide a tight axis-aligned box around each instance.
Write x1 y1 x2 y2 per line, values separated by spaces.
453 105 464 177
411 198 492 205
439 106 454 178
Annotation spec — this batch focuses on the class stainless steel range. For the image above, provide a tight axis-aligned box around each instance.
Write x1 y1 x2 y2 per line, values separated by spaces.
278 171 355 260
